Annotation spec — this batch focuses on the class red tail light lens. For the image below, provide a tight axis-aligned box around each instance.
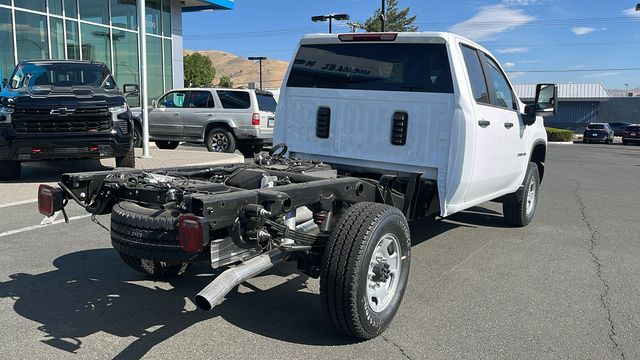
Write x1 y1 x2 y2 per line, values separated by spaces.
178 215 208 253
38 185 64 216
338 33 398 42
252 113 261 126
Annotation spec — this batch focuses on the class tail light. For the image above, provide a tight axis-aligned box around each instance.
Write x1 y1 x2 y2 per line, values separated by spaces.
252 113 261 126
338 33 398 42
38 185 64 216
178 214 208 253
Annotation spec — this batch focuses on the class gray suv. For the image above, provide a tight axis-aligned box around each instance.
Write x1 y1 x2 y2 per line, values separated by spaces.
134 88 276 153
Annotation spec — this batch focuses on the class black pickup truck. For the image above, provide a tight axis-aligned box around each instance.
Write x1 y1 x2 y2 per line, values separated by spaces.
0 60 138 180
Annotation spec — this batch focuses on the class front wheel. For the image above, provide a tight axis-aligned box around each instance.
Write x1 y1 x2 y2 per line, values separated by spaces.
503 162 540 227
115 144 136 168
205 127 236 153
320 202 411 339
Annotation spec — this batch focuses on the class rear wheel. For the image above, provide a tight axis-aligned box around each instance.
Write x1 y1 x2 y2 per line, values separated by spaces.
133 124 143 148
155 140 180 150
206 127 236 153
503 162 540 227
320 202 411 339
0 161 21 181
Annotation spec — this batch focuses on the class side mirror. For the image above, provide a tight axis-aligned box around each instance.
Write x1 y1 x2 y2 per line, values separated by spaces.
151 99 157 107
524 83 558 125
123 84 139 96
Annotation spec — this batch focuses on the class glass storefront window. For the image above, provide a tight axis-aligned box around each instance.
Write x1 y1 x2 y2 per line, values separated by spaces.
15 11 49 62
146 35 163 102
0 0 10 5
79 0 109 25
50 17 65 59
66 20 80 59
19 0 46 12
64 0 78 18
49 0 63 15
81 23 111 67
112 29 139 89
0 8 14 86
111 0 137 30
162 0 171 37
163 38 172 91
146 0 161 35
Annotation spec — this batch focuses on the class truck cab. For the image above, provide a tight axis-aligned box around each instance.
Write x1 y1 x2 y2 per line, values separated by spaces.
275 32 552 218
0 60 139 180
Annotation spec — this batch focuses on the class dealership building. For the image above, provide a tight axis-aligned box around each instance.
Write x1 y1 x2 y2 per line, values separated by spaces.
0 0 234 104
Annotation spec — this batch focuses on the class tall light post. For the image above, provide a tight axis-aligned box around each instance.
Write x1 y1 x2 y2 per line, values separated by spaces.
381 0 386 32
311 14 350 33
248 56 266 90
625 83 629 97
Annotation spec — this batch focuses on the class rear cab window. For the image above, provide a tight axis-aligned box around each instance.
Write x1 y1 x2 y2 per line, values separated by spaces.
286 43 454 93
217 90 251 109
587 124 605 130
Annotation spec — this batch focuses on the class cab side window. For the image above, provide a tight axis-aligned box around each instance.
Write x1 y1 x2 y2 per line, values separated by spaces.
460 45 490 104
484 55 517 111
187 91 215 108
159 91 187 108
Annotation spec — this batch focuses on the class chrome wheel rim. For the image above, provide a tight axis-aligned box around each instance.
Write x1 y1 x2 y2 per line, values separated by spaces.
525 177 536 216
210 133 229 152
367 233 402 313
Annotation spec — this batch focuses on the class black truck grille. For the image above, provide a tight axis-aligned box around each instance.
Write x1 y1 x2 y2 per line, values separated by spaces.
12 107 112 134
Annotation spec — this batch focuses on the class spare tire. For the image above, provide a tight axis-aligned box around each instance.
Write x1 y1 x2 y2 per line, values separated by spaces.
110 201 199 271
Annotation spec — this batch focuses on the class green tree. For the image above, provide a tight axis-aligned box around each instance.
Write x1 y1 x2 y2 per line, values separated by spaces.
183 52 216 87
217 75 234 88
361 0 418 32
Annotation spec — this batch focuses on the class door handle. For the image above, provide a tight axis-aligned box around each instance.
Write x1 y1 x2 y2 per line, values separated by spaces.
478 119 491 127
504 122 514 129
173 112 179 116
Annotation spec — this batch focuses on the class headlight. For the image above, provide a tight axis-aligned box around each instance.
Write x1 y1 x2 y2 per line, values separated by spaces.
0 106 13 114
109 104 128 114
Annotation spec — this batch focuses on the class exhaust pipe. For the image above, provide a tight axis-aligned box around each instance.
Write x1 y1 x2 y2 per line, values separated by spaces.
194 249 287 311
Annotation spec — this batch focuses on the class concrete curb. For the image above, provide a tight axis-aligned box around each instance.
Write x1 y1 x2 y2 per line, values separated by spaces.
548 141 574 145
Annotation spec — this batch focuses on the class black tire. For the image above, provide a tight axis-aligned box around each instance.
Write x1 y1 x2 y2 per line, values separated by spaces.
503 162 540 227
320 202 411 339
115 144 136 168
110 201 196 276
238 144 263 157
622 140 628 145
582 139 587 143
205 127 236 153
155 140 180 150
0 161 21 181
133 124 143 148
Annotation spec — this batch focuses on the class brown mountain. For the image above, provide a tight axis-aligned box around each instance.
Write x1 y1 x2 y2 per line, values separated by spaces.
184 49 288 89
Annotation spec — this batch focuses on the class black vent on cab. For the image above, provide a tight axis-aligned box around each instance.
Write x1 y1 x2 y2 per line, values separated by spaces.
316 107 331 139
391 112 408 145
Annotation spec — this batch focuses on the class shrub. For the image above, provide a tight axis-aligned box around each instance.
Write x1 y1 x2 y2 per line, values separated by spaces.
545 127 574 142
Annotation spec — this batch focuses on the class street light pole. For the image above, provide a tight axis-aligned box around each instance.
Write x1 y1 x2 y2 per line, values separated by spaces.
248 56 266 90
381 0 386 32
311 14 350 34
138 0 150 158
625 83 629 97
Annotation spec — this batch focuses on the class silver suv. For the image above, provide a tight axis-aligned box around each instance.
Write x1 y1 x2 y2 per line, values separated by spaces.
134 88 277 153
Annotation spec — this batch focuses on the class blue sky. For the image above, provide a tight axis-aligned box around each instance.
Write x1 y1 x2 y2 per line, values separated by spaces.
183 0 640 89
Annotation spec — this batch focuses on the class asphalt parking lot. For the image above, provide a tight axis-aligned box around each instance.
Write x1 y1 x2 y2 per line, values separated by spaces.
0 141 639 359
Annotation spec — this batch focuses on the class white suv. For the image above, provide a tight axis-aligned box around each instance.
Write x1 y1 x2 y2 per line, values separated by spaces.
275 32 555 225
134 88 277 153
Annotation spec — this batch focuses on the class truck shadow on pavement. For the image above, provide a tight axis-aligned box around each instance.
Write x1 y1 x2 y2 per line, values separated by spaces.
7 160 111 184
0 207 506 357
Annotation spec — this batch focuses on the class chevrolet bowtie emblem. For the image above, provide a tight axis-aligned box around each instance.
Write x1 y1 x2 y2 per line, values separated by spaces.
50 108 76 116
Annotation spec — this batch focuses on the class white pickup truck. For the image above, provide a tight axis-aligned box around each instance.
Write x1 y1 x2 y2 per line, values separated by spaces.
39 32 556 340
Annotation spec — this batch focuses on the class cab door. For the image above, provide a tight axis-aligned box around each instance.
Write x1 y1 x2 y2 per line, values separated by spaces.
461 45 524 202
149 90 187 138
182 90 216 140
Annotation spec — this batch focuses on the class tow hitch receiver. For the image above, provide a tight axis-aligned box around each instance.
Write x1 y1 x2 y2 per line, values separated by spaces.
38 185 65 217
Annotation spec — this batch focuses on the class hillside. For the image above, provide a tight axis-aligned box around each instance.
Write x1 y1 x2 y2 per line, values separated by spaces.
184 49 289 89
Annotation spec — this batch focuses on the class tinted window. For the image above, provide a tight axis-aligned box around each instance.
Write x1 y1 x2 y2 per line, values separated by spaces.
10 63 112 89
587 124 605 130
217 91 251 109
287 43 453 94
484 55 516 110
256 93 277 112
159 91 187 108
625 126 639 131
460 45 490 104
187 91 215 108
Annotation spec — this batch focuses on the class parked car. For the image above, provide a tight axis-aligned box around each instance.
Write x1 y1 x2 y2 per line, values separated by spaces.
622 124 640 145
583 123 614 143
39 31 554 340
0 60 138 180
609 122 631 137
132 88 277 154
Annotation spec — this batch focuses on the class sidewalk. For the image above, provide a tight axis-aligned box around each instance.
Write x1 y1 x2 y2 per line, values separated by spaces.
0 145 244 207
